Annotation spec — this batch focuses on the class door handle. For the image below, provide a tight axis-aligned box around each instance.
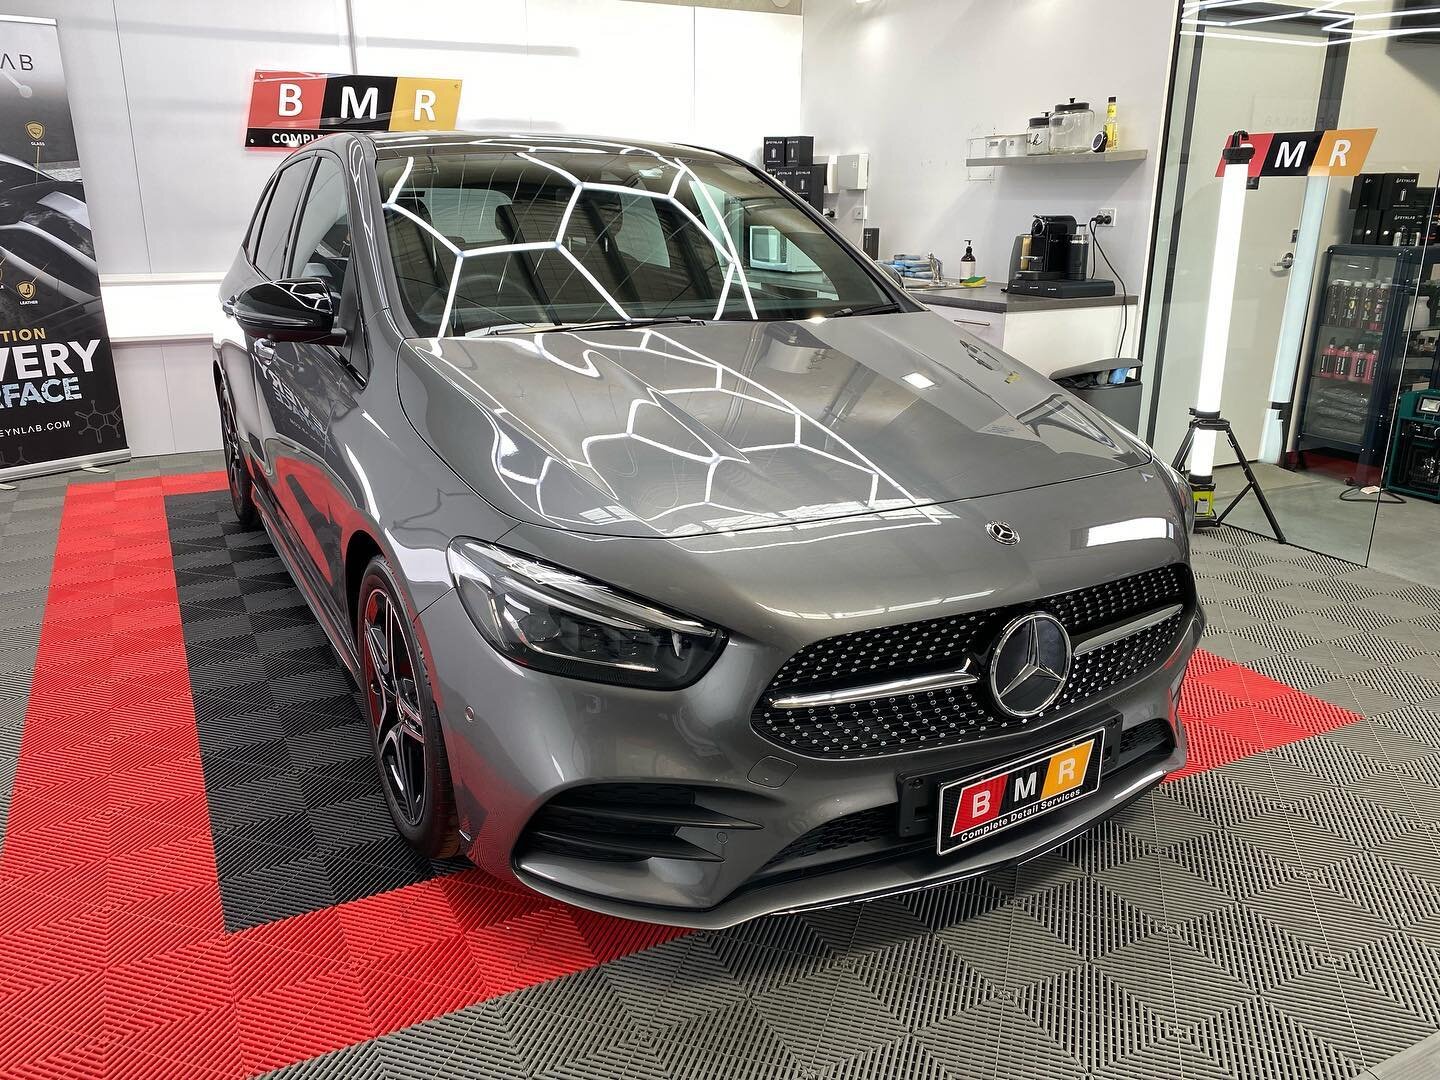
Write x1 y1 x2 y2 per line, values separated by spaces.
954 318 991 328
1276 252 1295 271
252 338 277 362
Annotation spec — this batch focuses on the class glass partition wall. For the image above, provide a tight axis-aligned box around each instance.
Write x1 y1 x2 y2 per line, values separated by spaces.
1141 1 1440 570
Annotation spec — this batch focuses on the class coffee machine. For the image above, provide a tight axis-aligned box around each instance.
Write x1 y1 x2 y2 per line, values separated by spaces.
1008 214 1116 298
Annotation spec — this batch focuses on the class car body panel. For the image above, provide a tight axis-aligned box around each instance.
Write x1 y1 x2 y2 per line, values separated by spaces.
215 130 1199 926
398 315 1146 539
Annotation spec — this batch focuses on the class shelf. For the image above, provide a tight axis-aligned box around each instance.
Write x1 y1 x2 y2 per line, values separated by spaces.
964 149 1149 168
1316 322 1384 336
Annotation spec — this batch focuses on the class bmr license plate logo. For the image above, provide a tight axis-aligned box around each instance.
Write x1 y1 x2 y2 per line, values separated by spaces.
937 730 1104 855
246 71 462 149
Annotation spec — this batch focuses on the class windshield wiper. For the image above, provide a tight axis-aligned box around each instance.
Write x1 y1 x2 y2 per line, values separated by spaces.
471 315 707 337
827 302 904 319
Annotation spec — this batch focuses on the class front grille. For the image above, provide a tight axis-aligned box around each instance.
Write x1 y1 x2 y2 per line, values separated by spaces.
757 716 1176 881
751 565 1189 759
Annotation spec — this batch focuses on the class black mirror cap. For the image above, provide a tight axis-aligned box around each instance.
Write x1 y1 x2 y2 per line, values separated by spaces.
230 278 344 344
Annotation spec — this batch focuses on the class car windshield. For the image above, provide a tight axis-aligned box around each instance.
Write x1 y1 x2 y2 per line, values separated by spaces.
374 140 893 336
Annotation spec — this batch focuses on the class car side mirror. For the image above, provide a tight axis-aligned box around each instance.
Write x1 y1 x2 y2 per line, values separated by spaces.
225 278 345 344
873 258 906 289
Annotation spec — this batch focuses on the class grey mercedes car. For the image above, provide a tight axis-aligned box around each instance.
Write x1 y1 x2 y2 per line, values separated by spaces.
216 131 1201 928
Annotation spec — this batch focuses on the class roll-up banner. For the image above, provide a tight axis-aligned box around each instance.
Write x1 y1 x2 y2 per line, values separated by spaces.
0 14 127 483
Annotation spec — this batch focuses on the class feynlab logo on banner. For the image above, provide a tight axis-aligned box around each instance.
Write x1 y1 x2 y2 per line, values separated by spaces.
0 14 128 482
246 71 462 149
1214 128 1377 178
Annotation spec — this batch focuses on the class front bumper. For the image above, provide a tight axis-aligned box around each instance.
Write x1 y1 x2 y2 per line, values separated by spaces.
418 583 1203 928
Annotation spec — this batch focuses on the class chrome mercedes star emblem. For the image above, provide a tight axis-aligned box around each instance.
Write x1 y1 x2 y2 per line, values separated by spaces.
987 521 1018 545
989 612 1072 718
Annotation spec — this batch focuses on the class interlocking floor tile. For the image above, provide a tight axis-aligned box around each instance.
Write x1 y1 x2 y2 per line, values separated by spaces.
4 466 1440 1078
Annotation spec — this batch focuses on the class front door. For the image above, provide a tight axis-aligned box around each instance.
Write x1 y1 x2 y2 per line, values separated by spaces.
251 150 359 629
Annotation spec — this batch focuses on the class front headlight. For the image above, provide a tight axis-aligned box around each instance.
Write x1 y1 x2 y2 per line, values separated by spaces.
446 539 725 689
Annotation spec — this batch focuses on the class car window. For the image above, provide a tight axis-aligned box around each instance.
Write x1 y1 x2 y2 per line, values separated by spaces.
288 154 351 293
375 148 890 336
244 176 276 264
0 227 94 293
252 158 313 280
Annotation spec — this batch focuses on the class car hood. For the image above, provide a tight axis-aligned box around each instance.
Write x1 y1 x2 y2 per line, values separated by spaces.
397 312 1147 539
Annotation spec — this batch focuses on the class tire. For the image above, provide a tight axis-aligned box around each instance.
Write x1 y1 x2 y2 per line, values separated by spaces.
357 555 459 858
217 376 260 530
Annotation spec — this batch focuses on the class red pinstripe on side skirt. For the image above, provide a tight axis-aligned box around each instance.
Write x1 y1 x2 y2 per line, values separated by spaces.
0 474 1358 1078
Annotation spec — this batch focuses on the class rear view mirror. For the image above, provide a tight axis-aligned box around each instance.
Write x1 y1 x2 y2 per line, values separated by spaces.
224 278 344 344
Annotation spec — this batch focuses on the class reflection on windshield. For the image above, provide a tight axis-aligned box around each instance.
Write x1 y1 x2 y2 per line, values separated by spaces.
377 137 890 336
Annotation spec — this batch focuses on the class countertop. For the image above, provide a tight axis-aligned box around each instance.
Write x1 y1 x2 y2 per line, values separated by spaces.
908 283 1137 314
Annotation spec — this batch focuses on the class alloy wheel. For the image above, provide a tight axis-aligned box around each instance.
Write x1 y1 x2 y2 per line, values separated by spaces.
219 387 246 510
362 588 428 826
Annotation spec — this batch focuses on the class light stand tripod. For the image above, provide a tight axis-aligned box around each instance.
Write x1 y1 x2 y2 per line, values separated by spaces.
1174 130 1285 543
1173 409 1286 540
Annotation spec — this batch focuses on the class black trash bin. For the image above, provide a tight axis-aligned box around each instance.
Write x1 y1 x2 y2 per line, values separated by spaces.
1051 359 1143 433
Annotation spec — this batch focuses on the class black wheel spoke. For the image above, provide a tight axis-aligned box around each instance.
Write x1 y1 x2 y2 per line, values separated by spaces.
363 585 428 829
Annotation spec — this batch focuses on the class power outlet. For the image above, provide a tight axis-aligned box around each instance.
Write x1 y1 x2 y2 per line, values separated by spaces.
851 204 867 221
1096 207 1117 227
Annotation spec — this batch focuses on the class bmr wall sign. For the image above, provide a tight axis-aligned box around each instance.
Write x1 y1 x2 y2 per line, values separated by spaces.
246 70 462 149
1214 128 1377 179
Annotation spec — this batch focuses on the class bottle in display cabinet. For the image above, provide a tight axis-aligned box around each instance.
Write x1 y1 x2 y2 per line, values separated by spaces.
1320 337 1337 377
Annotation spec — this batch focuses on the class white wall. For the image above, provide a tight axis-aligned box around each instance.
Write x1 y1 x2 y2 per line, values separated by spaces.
800 0 1176 293
14 0 802 279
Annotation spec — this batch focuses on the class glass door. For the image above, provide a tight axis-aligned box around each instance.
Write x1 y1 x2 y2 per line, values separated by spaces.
1142 2 1440 566
1370 174 1440 585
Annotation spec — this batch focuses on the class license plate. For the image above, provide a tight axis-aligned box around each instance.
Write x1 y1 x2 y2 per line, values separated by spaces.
936 729 1105 855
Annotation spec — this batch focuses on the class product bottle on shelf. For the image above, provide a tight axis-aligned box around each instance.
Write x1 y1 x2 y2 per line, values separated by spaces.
1325 280 1344 323
1336 341 1352 380
1104 97 1118 151
1364 344 1380 384
1360 282 1376 331
1343 282 1360 328
1370 282 1389 333
1350 344 1368 383
1320 337 1337 377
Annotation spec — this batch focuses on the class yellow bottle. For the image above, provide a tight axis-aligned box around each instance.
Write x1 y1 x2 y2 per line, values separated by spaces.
1104 96 1118 151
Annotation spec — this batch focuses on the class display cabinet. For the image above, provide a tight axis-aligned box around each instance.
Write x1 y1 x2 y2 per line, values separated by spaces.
1294 245 1440 484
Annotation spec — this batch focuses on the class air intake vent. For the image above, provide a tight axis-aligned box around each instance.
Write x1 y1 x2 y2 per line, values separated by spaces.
520 784 759 863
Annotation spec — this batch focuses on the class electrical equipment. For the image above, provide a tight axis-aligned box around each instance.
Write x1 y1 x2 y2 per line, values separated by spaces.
1007 214 1116 298
748 225 820 273
1387 390 1440 502
836 153 870 191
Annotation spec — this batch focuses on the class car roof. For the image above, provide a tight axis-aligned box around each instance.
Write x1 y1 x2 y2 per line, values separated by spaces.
355 130 729 162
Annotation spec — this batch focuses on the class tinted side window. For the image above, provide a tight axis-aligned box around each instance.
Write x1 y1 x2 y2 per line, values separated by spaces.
288 155 351 292
244 176 276 263
253 159 313 279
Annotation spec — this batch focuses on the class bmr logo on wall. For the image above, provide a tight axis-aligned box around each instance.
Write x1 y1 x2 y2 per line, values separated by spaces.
246 70 462 148
1214 128 1377 179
